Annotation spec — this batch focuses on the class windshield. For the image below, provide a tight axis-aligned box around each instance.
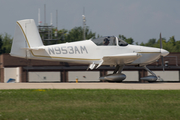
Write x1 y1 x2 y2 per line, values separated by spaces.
118 38 128 46
91 36 116 46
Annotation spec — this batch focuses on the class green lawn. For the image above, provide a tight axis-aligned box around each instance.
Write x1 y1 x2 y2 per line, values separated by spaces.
0 89 180 120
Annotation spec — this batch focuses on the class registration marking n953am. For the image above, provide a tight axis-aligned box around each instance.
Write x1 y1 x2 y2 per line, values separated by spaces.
48 46 88 55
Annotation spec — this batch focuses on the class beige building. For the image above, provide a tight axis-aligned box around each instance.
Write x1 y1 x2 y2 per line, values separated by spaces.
1 53 180 83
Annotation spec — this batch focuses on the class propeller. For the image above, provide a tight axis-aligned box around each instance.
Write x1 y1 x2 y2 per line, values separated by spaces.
160 33 164 71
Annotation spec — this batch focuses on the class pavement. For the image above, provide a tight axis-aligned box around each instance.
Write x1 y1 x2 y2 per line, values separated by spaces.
1 83 180 90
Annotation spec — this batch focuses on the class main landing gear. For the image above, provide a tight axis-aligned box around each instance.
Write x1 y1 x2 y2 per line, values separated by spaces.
100 65 160 82
100 65 126 82
140 66 158 82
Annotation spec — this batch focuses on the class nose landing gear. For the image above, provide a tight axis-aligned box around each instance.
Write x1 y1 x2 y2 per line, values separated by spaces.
141 66 157 82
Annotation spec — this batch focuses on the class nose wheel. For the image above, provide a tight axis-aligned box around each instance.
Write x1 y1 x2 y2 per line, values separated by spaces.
141 66 157 82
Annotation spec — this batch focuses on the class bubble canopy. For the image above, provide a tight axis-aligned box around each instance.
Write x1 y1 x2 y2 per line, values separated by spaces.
91 36 128 46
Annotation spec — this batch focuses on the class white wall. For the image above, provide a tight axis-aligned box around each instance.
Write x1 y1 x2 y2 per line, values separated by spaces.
148 71 179 81
108 71 139 81
16 67 20 83
4 67 20 83
69 71 100 82
4 68 179 82
29 72 60 82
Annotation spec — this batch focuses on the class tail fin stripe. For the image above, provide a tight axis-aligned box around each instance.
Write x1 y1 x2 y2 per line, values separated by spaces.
16 22 31 48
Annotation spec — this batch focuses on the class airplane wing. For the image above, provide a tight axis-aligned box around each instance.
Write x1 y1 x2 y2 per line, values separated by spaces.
88 53 142 70
102 53 142 65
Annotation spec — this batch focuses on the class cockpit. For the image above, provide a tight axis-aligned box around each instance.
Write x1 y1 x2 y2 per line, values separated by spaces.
118 38 128 46
91 36 128 46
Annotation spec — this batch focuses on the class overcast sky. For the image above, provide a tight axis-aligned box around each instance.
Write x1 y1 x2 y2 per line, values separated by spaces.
0 0 180 43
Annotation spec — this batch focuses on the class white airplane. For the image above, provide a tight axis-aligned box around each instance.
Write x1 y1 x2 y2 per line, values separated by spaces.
10 19 169 82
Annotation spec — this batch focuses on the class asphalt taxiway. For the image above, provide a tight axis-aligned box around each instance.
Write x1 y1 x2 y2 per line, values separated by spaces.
0 83 180 90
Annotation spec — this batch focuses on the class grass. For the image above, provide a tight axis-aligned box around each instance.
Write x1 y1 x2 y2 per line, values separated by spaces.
0 89 180 120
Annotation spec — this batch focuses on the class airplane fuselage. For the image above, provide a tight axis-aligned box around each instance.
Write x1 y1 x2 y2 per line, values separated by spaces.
28 38 166 66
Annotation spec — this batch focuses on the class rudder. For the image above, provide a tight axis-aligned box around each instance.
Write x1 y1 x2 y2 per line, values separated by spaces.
10 19 44 58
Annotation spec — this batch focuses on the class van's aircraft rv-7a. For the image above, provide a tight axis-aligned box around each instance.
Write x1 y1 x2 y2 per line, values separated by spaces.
10 19 169 82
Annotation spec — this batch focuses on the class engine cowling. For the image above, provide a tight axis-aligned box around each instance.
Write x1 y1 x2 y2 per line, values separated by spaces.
100 73 126 82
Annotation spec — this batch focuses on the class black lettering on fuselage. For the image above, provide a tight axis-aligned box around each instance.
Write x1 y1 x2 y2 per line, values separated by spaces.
61 46 68 54
74 46 80 54
48 47 55 55
54 46 61 54
80 46 88 54
68 46 74 54
48 46 88 55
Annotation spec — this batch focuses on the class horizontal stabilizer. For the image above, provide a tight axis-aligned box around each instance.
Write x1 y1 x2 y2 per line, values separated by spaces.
22 47 45 50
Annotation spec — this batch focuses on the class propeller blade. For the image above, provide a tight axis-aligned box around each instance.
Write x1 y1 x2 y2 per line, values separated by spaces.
160 33 164 71
160 33 162 49
161 52 164 71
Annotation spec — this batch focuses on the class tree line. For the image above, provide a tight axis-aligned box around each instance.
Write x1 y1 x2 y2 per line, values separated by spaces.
0 33 12 54
139 36 180 52
0 26 179 54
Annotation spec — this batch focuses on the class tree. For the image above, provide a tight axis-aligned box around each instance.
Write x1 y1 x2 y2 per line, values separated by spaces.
0 36 6 54
119 34 134 44
139 36 180 53
145 38 156 46
0 33 12 54
140 42 145 46
119 34 126 40
51 28 68 44
1 33 12 53
65 26 96 42
39 26 96 45
168 36 175 46
125 38 134 44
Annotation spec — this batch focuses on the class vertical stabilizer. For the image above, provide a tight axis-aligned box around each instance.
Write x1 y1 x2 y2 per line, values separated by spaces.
10 19 44 58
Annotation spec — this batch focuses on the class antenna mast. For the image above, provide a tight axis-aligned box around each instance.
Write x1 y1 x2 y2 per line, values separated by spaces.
44 4 46 25
38 8 41 25
56 10 58 29
50 13 53 25
82 7 86 40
